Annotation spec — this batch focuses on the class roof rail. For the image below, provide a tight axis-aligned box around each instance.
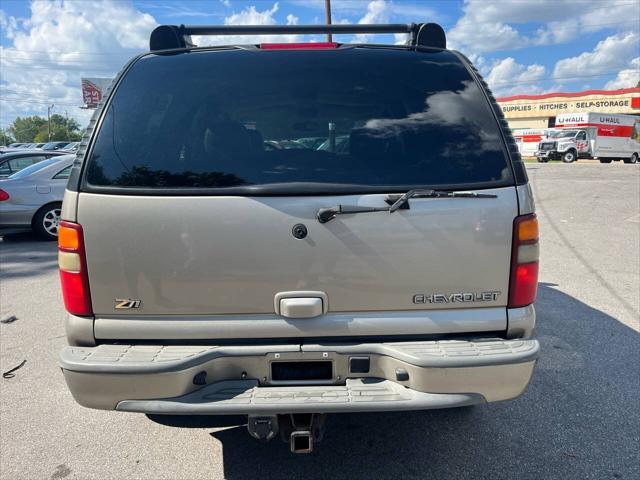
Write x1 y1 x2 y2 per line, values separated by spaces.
149 23 446 52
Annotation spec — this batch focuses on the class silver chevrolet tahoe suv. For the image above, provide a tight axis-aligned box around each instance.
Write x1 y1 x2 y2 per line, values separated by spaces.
58 23 539 453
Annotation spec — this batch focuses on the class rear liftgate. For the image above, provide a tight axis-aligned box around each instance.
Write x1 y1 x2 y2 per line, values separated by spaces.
151 21 449 455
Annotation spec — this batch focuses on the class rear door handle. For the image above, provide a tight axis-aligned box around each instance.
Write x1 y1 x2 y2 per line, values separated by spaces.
279 297 323 319
274 291 328 319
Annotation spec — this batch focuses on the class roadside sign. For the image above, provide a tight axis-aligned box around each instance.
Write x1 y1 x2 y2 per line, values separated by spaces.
81 78 112 108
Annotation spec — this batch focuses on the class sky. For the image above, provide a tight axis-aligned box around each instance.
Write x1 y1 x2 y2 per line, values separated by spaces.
0 0 639 129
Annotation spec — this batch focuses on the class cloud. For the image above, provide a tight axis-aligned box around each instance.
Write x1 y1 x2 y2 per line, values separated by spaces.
449 0 640 54
485 57 546 96
0 1 301 127
358 0 391 24
354 0 391 42
287 0 438 43
192 3 301 46
604 57 640 89
0 0 157 127
0 10 18 39
480 30 639 96
449 18 523 54
288 0 437 19
553 32 639 79
364 80 504 155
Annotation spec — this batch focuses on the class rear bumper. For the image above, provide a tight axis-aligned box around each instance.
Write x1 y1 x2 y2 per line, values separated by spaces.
60 338 539 414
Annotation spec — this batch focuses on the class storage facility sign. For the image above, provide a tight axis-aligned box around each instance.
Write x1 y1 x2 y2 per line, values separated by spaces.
497 88 640 119
81 78 112 108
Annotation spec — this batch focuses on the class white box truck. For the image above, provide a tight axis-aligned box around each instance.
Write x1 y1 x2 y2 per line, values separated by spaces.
535 112 640 163
513 129 549 157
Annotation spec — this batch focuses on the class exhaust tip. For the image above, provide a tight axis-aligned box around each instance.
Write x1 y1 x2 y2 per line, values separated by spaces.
290 431 313 454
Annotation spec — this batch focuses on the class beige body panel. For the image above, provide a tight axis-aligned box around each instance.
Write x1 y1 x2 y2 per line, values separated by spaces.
76 187 517 319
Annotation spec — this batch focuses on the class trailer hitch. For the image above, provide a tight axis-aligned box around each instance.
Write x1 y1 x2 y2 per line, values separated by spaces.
247 413 327 453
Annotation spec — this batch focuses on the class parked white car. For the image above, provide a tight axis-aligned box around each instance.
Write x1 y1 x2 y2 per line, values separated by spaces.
0 155 74 239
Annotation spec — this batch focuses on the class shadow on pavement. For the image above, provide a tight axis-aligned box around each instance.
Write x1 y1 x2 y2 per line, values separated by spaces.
147 283 640 480
0 232 58 280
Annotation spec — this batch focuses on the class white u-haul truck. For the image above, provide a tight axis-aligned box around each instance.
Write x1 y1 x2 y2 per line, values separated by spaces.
535 112 640 163
513 129 549 156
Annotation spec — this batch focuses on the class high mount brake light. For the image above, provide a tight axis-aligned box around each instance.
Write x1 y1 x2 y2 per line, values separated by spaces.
508 214 539 308
58 221 93 316
260 42 338 50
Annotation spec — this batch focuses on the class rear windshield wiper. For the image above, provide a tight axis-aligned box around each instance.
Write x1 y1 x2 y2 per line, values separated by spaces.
317 204 389 224
388 189 497 212
317 189 498 223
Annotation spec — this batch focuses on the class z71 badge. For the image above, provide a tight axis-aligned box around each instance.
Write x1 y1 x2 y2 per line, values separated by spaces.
114 298 142 309
413 291 500 304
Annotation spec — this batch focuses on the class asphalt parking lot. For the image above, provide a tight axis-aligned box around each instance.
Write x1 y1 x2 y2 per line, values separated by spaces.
1 161 638 480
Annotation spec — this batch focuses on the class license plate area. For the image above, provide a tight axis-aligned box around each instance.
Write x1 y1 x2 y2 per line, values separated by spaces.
271 361 333 381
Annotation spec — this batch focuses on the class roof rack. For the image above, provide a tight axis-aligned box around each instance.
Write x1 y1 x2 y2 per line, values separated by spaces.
149 23 446 52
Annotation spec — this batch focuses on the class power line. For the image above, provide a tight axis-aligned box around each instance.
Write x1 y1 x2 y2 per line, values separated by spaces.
0 58 118 68
0 97 80 107
0 89 80 101
2 87 75 95
0 48 142 56
489 71 631 86
0 65 117 71
0 1 635 56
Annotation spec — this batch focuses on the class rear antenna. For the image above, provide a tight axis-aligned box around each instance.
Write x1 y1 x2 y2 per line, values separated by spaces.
325 0 333 42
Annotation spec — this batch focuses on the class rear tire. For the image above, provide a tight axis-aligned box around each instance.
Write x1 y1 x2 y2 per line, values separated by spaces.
599 158 612 164
624 153 638 164
561 150 577 163
32 202 62 240
537 157 549 163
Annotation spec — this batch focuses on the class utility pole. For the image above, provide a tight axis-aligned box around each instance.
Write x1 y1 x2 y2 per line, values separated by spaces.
325 0 332 42
47 104 55 141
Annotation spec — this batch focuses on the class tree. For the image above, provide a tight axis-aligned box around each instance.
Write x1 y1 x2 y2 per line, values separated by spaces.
7 114 83 143
0 128 14 146
33 114 82 142
8 116 47 142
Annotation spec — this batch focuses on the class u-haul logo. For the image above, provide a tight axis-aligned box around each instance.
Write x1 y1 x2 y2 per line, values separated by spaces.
557 113 588 124
598 116 621 124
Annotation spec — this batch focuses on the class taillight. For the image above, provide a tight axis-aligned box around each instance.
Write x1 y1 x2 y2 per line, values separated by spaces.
58 221 92 316
260 42 338 50
0 189 9 201
508 213 539 308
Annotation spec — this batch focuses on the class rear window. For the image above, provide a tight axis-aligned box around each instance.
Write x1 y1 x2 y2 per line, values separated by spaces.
85 48 512 193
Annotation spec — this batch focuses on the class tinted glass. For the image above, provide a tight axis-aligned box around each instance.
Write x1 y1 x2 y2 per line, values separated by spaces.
9 157 60 178
0 161 11 176
53 165 72 179
9 156 45 172
86 48 512 192
42 142 69 151
549 130 577 138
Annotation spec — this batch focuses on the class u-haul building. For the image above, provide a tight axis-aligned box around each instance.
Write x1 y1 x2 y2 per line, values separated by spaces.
497 87 640 130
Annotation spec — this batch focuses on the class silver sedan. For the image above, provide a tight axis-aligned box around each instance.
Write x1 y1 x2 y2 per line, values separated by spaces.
0 155 75 240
